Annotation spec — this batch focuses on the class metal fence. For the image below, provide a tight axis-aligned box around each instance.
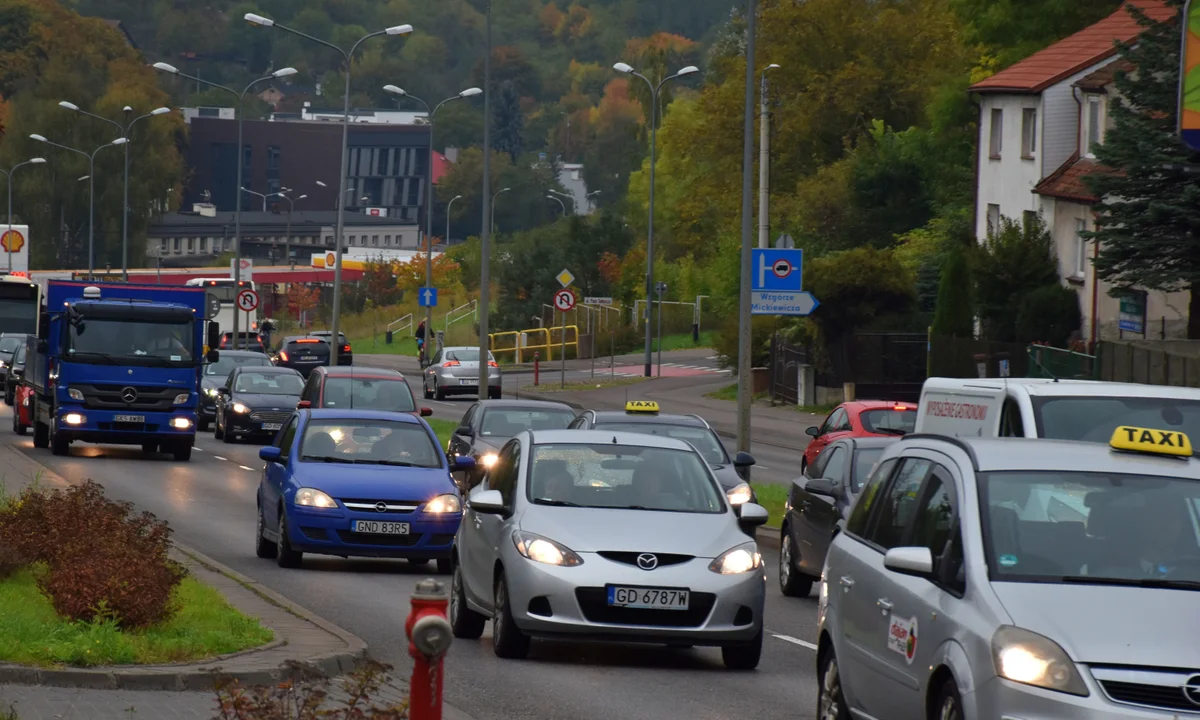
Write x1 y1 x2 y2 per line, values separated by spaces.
1097 340 1200 386
821 333 928 403
1027 344 1097 380
768 334 808 404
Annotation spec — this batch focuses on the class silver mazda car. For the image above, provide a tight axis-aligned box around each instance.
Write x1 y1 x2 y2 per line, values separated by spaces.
449 429 770 668
423 346 502 400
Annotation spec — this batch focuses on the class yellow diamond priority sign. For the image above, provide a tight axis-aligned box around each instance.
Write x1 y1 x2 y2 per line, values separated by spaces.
556 268 575 288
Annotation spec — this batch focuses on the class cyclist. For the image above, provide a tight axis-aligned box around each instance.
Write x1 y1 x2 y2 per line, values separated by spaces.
415 320 427 364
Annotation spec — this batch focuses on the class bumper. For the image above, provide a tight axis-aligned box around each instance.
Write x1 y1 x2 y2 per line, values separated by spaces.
503 551 765 646
225 414 287 437
286 505 460 559
973 676 1184 719
437 376 502 394
55 407 197 444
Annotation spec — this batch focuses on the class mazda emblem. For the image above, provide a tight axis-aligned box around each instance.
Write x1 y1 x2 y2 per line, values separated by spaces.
1183 674 1200 706
375 502 388 513
636 553 658 570
120 387 138 403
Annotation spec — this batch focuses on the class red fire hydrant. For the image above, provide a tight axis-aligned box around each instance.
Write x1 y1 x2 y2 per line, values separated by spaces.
533 352 540 387
406 578 453 720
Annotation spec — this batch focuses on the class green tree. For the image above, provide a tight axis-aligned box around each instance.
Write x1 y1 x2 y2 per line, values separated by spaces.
1015 284 1081 346
492 80 525 161
1082 1 1200 337
932 243 974 338
974 215 1060 342
804 247 917 345
950 0 1123 67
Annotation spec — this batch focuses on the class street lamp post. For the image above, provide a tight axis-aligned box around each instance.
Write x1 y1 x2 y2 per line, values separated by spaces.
445 194 463 248
491 187 511 233
31 134 127 279
548 188 574 214
479 0 493 396
736 0 759 455
547 194 565 216
585 189 601 214
613 62 700 377
277 193 306 264
382 85 481 346
758 63 780 249
0 157 46 272
244 12 413 366
152 62 297 349
241 187 272 211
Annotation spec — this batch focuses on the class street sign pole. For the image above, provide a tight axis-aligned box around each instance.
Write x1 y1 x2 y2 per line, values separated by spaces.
736 0 758 456
561 307 567 389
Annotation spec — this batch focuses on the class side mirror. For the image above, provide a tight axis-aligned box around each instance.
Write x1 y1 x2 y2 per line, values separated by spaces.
737 502 769 527
259 446 283 463
883 546 935 578
734 451 756 468
805 426 820 437
206 349 220 363
207 321 220 351
297 400 311 409
804 478 841 499
456 426 474 437
453 456 477 471
469 489 506 515
420 407 433 417
219 386 230 395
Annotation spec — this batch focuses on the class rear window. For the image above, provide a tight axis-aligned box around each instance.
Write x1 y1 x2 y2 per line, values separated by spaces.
321 377 415 411
287 339 329 353
860 409 915 436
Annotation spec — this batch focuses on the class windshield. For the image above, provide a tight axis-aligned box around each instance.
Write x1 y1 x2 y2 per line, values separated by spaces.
1034 396 1200 446
527 443 724 513
0 300 37 335
851 448 885 492
234 372 304 395
592 421 729 465
981 470 1200 585
480 408 576 437
0 337 22 355
444 349 493 363
299 419 441 468
322 377 415 411
205 353 271 376
68 319 193 367
861 409 915 435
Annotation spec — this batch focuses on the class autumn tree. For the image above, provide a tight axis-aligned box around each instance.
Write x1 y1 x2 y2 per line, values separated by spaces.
287 284 320 324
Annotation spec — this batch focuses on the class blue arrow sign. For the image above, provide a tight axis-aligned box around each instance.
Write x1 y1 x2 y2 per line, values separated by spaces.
752 248 804 292
751 290 820 316
418 287 438 308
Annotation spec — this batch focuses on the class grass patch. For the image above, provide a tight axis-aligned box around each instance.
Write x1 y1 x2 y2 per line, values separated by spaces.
0 565 273 668
525 377 648 393
425 417 460 447
703 383 769 403
752 483 788 529
657 331 715 351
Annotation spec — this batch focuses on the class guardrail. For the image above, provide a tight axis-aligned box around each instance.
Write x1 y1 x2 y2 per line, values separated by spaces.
445 300 477 333
489 325 579 363
388 313 413 334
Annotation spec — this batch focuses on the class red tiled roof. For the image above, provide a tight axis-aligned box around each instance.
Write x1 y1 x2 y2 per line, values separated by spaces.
1033 154 1120 204
432 151 451 185
970 1 1175 94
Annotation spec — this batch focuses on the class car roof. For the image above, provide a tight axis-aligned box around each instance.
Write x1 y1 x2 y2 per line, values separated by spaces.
320 366 403 378
478 399 575 410
442 346 484 352
901 434 1200 477
305 408 424 424
530 429 697 451
0 333 26 338
588 411 708 427
220 349 270 357
236 365 301 375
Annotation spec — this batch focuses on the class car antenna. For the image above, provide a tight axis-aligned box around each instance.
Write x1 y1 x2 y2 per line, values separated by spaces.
1029 348 1060 383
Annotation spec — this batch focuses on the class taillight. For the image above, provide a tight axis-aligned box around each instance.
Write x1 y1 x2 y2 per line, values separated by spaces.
488 361 498 368
279 351 289 361
342 345 351 352
443 360 460 367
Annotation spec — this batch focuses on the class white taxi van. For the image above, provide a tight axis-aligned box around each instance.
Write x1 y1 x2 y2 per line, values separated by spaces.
915 377 1200 444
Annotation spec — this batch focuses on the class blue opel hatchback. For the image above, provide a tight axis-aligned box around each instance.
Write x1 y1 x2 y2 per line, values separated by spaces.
255 409 475 571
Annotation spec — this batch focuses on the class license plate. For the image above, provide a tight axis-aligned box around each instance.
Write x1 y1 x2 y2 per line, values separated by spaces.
606 586 689 610
459 379 476 385
351 520 410 535
113 414 145 423
262 423 282 431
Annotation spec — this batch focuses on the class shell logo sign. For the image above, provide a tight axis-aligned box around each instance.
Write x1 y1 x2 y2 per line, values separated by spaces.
326 252 336 266
309 252 366 271
1 229 25 254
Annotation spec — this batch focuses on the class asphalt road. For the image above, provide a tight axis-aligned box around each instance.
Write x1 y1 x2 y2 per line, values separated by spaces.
2 406 824 720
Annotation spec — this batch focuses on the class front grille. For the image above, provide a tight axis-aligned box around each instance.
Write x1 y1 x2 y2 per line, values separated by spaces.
574 588 715 628
76 384 179 412
597 552 695 568
97 422 160 432
1101 681 1197 712
249 410 292 424
335 530 422 546
339 498 421 514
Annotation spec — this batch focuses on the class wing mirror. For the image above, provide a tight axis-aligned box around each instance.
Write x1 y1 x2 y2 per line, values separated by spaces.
420 407 433 417
259 446 283 463
219 386 230 395
884 547 935 579
456 426 474 437
805 426 820 437
469 489 505 515
206 349 220 363
804 478 841 500
736 502 769 527
734 451 755 467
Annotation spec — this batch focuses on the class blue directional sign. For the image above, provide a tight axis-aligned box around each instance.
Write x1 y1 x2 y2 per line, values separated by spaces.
750 248 819 316
418 287 438 308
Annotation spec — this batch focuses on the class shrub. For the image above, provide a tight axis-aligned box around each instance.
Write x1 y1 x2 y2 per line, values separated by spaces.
41 543 183 629
713 315 780 370
1015 284 1082 347
0 542 25 581
213 658 409 719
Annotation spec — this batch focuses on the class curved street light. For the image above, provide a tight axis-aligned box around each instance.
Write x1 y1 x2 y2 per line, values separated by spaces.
445 194 463 250
491 187 512 234
546 194 565 216
0 157 46 272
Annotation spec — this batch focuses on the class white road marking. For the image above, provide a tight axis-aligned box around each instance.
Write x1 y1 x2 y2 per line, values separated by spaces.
757 465 770 471
213 455 228 461
193 447 204 452
771 633 818 651
239 465 255 471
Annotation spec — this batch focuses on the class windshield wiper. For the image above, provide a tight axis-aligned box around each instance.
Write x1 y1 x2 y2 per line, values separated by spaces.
534 498 581 507
874 428 908 436
68 351 122 365
1059 575 1200 591
365 460 422 467
301 455 346 463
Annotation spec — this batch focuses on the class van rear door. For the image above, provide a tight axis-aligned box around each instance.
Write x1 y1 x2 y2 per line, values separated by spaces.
915 380 1006 437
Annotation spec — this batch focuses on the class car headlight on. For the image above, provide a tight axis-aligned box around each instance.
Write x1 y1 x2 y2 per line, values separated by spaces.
173 392 190 405
294 487 337 509
991 626 1088 696
232 402 250 414
479 453 499 468
424 494 461 513
709 542 762 574
726 482 753 505
513 531 584 567
67 387 84 401
205 387 219 397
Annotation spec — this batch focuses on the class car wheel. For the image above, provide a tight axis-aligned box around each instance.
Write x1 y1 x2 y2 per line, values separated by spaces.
436 558 452 575
491 572 530 659
223 423 237 443
255 502 277 559
931 677 964 720
423 380 433 400
33 420 48 448
450 562 486 639
275 510 302 568
172 443 192 462
817 646 850 720
779 528 814 597
213 414 225 440
49 421 69 457
721 626 762 670
435 381 446 401
4 387 12 406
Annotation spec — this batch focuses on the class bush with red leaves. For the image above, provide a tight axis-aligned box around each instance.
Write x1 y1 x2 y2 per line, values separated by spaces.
0 542 25 580
213 659 409 719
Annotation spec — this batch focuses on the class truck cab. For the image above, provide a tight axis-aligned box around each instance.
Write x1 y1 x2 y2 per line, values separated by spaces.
27 281 219 461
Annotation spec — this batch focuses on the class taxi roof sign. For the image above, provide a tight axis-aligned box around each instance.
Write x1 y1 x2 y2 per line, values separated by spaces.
625 400 659 414
1110 426 1193 458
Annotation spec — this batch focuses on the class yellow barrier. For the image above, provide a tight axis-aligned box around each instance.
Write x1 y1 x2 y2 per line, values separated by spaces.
489 325 578 363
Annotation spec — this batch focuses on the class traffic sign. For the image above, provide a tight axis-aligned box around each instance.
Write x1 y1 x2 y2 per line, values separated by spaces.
775 233 795 249
419 287 439 307
207 294 222 319
556 268 575 288
752 248 804 292
584 296 613 305
751 290 820 316
236 289 259 312
554 288 577 312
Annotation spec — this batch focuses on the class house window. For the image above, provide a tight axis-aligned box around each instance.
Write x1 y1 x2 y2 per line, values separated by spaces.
173 238 181 252
384 234 392 245
1021 109 1037 158
187 237 195 252
989 108 1003 159
1023 210 1038 233
1075 218 1088 278
325 235 333 245
986 204 1000 236
1086 96 1103 156
372 235 379 246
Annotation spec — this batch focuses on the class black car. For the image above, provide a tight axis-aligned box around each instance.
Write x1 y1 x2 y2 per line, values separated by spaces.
274 335 331 377
218 332 266 353
446 400 577 488
307 331 352 366
214 366 305 443
200 350 273 431
568 401 757 508
778 436 899 598
4 339 28 406
0 333 25 400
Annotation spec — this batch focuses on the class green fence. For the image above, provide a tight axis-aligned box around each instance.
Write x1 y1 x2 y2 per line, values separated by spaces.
1026 345 1097 380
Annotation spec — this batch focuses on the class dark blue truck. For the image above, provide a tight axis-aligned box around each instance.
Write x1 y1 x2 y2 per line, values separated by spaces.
27 281 219 461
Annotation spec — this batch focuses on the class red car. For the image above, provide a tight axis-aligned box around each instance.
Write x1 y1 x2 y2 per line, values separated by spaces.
295 366 432 417
12 382 33 435
801 400 917 470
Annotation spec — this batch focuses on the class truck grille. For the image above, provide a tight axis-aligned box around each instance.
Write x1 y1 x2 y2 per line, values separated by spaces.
249 410 291 424
76 384 179 412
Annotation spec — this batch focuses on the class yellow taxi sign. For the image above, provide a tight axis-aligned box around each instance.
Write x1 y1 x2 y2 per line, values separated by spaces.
625 400 659 414
1110 426 1193 457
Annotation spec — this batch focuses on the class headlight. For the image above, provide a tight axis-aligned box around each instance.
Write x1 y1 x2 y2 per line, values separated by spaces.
63 412 86 425
232 402 250 414
709 542 762 574
726 482 753 505
479 453 499 468
512 531 584 567
205 387 219 397
294 488 337 508
424 494 461 513
67 387 84 401
991 626 1088 696
173 392 190 405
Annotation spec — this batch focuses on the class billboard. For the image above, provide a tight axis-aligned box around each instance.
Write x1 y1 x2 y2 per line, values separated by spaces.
0 225 29 273
1180 0 1200 149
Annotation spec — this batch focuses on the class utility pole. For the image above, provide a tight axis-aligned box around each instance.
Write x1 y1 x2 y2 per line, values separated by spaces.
736 0 758 455
758 64 779 249
478 0 493 394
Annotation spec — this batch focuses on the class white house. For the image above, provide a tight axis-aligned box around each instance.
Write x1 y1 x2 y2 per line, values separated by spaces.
970 0 1184 343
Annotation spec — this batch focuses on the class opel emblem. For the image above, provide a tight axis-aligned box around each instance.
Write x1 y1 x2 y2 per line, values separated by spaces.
636 553 658 570
375 502 388 513
120 387 138 403
1183 674 1200 706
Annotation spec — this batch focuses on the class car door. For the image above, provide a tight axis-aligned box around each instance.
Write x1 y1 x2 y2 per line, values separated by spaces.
793 445 847 575
299 372 320 408
261 415 299 531
426 350 443 389
449 404 479 458
462 440 517 608
807 408 850 463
